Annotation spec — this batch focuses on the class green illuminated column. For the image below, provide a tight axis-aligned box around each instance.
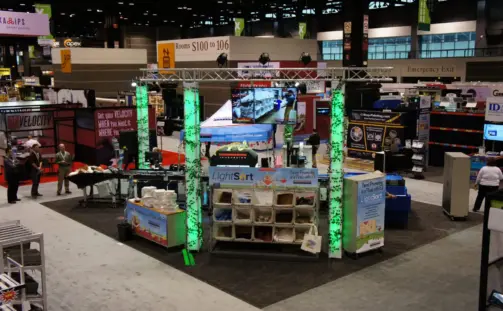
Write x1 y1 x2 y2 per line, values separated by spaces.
136 84 150 169
183 82 203 251
328 85 345 259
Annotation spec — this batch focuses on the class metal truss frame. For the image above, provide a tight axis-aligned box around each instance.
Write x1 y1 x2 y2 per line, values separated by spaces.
137 67 393 83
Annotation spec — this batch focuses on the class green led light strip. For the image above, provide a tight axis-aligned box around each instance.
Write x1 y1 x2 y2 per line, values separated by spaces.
183 83 203 251
136 85 150 169
328 87 345 258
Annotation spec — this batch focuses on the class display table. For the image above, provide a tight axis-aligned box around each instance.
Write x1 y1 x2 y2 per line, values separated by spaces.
125 200 186 248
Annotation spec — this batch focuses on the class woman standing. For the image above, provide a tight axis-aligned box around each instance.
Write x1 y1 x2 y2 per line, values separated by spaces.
4 147 20 204
473 158 503 212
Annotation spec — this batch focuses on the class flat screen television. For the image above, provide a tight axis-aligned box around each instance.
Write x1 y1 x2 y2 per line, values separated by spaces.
231 87 297 125
484 124 503 141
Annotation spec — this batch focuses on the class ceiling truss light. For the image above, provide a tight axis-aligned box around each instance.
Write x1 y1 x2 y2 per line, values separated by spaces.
259 52 270 65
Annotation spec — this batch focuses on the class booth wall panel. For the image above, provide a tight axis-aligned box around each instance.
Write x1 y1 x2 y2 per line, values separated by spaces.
53 64 144 98
77 128 96 148
229 37 319 61
57 124 74 144
51 48 147 65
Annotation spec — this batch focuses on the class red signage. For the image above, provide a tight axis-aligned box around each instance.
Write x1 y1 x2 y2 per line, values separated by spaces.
7 112 53 131
237 81 272 88
94 108 155 141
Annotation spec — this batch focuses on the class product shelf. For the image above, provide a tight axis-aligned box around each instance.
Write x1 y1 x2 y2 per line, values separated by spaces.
233 206 253 223
253 206 273 224
213 207 233 223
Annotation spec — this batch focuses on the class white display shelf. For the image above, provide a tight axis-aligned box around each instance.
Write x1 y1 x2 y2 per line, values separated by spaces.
295 191 317 208
274 191 295 208
232 189 254 205
211 188 319 247
213 189 233 206
213 207 233 223
233 206 253 223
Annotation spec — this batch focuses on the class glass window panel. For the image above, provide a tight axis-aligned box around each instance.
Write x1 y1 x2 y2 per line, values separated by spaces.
376 45 384 52
456 41 469 50
454 50 465 57
442 42 455 51
386 52 396 59
431 51 441 58
385 45 395 52
369 45 376 53
469 41 475 49
396 44 406 52
323 47 331 54
430 43 441 51
375 53 384 59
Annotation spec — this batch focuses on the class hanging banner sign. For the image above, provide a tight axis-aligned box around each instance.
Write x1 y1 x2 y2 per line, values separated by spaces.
34 3 53 45
157 42 175 74
0 10 50 37
60 49 72 73
418 0 431 31
158 36 230 62
7 112 53 131
234 18 244 36
236 62 280 78
350 110 402 124
209 167 318 189
299 22 307 39
486 97 503 123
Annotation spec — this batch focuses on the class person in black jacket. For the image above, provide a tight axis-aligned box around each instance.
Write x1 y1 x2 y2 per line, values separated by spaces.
4 147 20 204
28 144 43 198
307 129 321 168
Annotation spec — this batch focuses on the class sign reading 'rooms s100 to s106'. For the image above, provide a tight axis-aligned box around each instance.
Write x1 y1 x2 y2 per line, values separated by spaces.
158 36 230 62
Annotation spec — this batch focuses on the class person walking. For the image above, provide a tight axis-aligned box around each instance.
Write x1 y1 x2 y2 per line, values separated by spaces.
307 129 321 168
56 144 73 195
4 147 20 204
473 158 503 212
28 144 43 198
283 90 296 124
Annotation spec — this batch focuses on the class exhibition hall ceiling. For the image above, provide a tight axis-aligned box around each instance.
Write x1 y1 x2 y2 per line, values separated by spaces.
0 0 453 37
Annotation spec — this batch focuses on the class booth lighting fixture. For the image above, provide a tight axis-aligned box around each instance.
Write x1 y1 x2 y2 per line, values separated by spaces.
131 81 137 87
300 52 312 66
216 53 228 67
295 82 300 87
258 52 270 65
183 83 203 251
135 84 150 169
328 88 345 258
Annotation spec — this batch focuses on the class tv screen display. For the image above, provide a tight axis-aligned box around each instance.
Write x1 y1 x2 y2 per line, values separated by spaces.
231 87 297 125
484 124 503 141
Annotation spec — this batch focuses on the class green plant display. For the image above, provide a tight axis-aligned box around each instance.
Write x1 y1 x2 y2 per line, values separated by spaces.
136 84 150 169
184 83 203 251
328 88 345 258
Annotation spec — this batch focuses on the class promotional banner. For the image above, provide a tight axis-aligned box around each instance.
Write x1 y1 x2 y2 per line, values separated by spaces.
157 36 230 62
7 112 53 131
305 81 326 94
60 49 72 73
362 15 369 65
350 110 402 124
34 3 53 45
418 0 431 31
209 167 318 189
94 108 155 141
486 97 503 123
53 38 82 48
0 10 50 37
299 22 307 39
234 18 244 36
356 176 386 253
157 42 175 74
347 122 405 159
126 202 168 247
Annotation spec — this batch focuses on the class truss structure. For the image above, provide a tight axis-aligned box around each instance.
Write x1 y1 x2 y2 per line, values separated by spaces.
138 67 393 83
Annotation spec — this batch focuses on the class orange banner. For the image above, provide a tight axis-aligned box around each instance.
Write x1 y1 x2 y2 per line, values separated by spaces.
157 43 175 74
60 49 72 73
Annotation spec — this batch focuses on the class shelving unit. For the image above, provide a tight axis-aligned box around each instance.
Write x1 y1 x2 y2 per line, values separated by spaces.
0 221 47 310
429 110 484 166
211 188 319 249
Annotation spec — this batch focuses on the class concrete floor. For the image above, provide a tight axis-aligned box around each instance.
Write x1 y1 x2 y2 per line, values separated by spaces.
0 135 485 310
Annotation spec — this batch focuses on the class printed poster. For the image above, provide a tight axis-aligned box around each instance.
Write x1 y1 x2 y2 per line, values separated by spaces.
126 202 168 246
356 176 385 253
209 167 318 189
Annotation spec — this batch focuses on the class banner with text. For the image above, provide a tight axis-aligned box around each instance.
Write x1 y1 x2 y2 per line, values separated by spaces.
157 36 230 62
209 167 318 189
157 42 175 74
7 112 53 131
94 108 155 141
0 10 50 37
126 201 168 247
35 3 53 45
486 97 503 123
356 176 386 253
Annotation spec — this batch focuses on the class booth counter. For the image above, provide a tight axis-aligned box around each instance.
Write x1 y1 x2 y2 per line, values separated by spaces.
125 200 186 248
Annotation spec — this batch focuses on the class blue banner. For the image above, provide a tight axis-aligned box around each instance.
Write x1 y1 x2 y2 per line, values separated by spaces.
126 202 168 246
209 167 318 189
356 176 386 253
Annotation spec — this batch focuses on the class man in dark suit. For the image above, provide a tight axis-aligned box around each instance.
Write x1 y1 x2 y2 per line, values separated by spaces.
29 144 43 198
4 146 20 204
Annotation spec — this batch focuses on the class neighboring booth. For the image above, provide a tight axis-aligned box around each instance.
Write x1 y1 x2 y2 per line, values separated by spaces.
75 106 157 166
180 100 273 151
0 101 82 180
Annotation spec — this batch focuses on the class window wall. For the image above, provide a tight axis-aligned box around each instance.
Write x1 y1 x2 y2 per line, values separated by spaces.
322 36 411 60
419 32 476 58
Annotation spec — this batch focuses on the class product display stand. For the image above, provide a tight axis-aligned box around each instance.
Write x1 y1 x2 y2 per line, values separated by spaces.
0 221 47 310
411 140 426 179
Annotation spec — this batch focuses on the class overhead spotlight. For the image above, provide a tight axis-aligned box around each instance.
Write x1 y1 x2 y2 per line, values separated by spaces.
216 52 228 67
300 52 311 66
258 52 270 65
131 81 137 87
